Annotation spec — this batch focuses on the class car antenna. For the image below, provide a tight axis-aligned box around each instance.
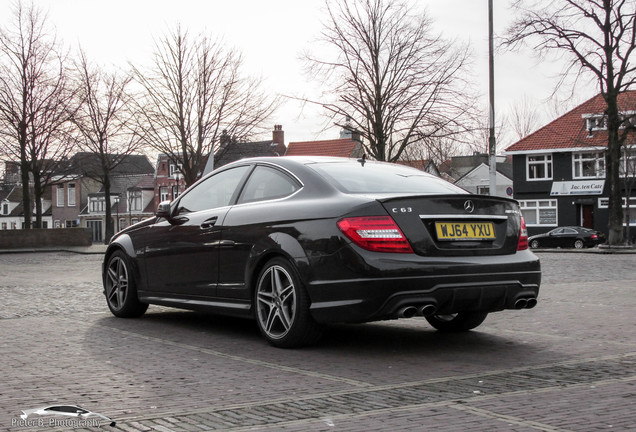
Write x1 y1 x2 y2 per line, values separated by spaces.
357 153 366 167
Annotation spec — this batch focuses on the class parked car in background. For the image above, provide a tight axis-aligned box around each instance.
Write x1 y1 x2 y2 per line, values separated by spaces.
102 156 541 348
528 226 606 249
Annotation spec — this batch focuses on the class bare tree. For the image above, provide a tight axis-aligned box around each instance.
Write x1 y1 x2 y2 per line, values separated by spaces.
132 27 279 187
508 95 541 142
0 0 77 229
73 50 144 242
504 0 636 245
304 0 477 162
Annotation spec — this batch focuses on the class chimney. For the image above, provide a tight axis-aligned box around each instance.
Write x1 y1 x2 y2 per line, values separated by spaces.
272 125 285 154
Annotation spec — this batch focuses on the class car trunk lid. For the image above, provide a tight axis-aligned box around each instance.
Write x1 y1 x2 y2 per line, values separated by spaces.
377 194 523 256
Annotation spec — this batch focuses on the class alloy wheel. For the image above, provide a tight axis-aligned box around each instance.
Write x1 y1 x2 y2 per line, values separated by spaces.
256 265 297 340
106 256 128 311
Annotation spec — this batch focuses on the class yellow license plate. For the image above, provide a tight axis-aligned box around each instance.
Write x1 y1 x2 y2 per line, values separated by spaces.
435 222 495 240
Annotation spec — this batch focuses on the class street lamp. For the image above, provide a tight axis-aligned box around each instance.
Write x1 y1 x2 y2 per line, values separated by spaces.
114 195 120 232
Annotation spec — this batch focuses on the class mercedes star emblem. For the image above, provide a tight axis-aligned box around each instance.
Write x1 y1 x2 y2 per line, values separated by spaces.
464 200 475 213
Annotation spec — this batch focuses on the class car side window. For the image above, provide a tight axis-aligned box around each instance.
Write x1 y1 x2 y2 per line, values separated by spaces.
563 228 577 234
238 166 300 204
176 166 250 215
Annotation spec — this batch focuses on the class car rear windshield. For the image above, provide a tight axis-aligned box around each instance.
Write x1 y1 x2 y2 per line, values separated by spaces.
309 161 466 194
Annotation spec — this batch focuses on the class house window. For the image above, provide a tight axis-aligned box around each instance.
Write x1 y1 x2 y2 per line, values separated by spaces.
620 149 636 177
585 116 606 131
65 220 78 228
519 200 558 226
128 190 142 212
119 218 127 231
54 220 61 228
1 222 6 230
1 202 8 215
526 154 553 180
67 183 76 206
160 187 171 202
89 197 105 213
573 152 605 179
11 222 16 229
476 186 490 195
56 184 65 206
598 197 636 225
169 163 182 178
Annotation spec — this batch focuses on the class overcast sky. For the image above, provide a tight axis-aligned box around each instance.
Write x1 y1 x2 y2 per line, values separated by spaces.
0 0 594 150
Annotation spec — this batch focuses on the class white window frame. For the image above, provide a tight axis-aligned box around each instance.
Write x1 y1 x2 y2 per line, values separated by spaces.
169 163 182 179
56 184 65 207
526 154 553 181
67 183 76 207
573 152 606 179
519 199 558 227
598 197 636 226
160 186 171 202
128 190 142 212
89 197 105 213
620 149 636 178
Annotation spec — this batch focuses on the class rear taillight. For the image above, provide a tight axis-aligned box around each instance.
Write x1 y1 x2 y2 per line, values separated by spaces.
337 216 414 253
591 234 598 240
517 216 528 251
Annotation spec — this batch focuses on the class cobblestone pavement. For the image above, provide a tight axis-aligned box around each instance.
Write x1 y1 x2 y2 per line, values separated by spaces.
0 252 635 431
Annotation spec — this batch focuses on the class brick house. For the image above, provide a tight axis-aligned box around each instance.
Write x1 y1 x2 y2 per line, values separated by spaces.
52 153 154 242
505 91 636 239
153 154 189 211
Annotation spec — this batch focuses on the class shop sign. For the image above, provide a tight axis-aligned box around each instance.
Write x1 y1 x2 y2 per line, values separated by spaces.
550 180 605 196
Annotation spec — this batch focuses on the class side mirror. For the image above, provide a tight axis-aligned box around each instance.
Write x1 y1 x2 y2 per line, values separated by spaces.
156 200 172 219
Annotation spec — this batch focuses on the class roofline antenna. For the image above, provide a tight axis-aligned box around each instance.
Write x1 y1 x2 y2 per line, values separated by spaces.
357 153 366 167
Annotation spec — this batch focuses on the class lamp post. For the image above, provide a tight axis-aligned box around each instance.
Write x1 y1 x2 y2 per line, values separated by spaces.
488 0 497 196
114 195 120 232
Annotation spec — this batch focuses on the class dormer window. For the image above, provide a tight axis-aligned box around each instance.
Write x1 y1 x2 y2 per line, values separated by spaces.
584 115 607 133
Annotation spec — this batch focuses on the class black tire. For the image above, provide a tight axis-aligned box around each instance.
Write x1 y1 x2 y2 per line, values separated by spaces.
254 257 323 348
530 239 540 249
574 239 584 249
425 311 489 332
103 250 148 318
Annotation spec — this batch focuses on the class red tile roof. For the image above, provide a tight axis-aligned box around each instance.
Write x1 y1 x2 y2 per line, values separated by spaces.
395 159 430 170
505 91 636 153
285 139 361 158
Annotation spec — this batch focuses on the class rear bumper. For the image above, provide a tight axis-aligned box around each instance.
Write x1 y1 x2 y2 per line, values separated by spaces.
304 248 541 324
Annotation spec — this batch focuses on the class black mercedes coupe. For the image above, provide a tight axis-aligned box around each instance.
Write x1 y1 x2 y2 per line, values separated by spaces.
103 156 541 347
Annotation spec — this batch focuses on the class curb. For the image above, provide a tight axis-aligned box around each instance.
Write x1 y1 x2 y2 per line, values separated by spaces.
0 247 107 255
531 247 636 254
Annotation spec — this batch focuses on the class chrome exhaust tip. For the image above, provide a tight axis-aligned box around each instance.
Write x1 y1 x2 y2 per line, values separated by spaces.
397 306 418 318
417 304 437 316
514 298 528 309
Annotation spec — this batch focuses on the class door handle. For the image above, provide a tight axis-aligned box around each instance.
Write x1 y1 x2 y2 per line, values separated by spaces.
200 216 218 230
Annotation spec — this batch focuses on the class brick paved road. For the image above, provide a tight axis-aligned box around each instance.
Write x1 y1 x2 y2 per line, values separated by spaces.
0 252 634 431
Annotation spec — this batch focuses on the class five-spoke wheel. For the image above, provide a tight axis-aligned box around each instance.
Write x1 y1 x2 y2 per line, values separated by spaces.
103 251 148 318
255 257 322 348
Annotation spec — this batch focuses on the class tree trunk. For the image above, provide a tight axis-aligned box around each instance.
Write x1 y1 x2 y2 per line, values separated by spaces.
103 175 114 244
605 95 624 245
